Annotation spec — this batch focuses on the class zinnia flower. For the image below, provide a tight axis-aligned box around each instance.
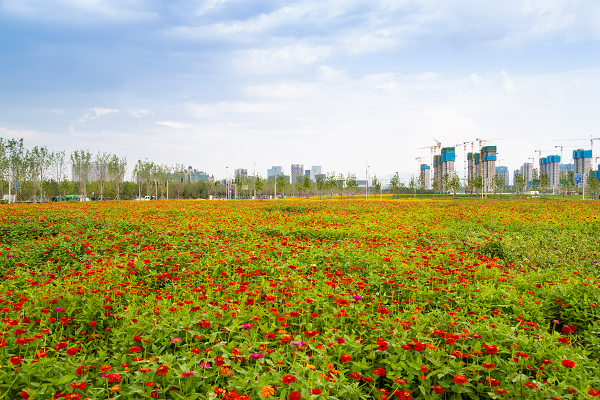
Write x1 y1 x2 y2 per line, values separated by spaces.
453 375 468 385
260 385 275 398
562 359 575 368
250 353 264 360
182 371 194 377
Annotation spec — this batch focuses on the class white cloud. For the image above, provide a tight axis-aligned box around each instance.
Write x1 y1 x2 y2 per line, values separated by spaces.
77 107 119 122
501 71 515 93
130 110 153 117
156 121 190 129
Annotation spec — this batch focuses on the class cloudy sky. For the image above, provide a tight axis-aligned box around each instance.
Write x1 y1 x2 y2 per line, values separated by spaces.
1 0 600 181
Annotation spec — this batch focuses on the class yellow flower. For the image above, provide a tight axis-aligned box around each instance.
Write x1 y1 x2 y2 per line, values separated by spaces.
306 364 316 370
260 385 275 398
110 386 121 392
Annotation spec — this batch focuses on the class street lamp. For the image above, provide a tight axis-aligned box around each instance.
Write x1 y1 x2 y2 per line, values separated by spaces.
365 162 368 199
254 163 257 200
226 167 229 200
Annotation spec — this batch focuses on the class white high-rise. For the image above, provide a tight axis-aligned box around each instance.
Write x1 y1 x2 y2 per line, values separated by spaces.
291 164 304 184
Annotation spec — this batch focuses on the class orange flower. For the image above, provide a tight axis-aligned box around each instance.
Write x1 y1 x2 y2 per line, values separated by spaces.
260 385 275 398
99 365 112 372
110 386 121 392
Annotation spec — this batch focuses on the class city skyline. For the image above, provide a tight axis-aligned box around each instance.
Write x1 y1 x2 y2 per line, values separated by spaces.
2 1 600 177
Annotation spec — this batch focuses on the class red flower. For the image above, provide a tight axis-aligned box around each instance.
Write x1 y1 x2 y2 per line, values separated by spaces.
282 375 296 384
66 347 80 356
413 342 425 352
156 366 169 376
483 345 498 354
348 372 361 381
453 375 468 385
10 356 23 365
557 337 571 345
392 390 413 400
372 367 386 376
133 336 142 343
70 382 87 390
340 354 352 363
588 389 600 397
562 359 575 368
562 325 576 334
482 363 495 370
311 389 322 395
288 391 301 400
524 382 538 389
130 346 141 353
432 385 444 394
420 366 429 374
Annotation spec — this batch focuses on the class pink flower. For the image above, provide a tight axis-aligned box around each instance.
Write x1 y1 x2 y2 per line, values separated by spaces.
182 371 194 377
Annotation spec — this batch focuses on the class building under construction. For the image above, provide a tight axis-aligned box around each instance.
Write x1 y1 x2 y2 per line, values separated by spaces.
573 149 592 185
433 147 455 189
539 155 561 191
467 146 497 192
420 164 431 189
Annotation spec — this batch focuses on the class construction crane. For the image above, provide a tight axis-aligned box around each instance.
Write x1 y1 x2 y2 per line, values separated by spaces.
554 144 579 176
456 141 472 183
419 139 442 171
554 136 600 162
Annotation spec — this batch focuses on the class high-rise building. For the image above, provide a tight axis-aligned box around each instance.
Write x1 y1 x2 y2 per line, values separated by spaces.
420 164 431 189
291 164 304 184
310 166 322 182
267 166 283 180
234 169 248 178
434 147 455 190
520 162 533 186
573 149 592 186
539 155 561 190
480 146 497 192
495 166 509 187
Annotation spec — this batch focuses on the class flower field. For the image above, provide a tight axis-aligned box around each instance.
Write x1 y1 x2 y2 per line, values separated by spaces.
1 199 599 400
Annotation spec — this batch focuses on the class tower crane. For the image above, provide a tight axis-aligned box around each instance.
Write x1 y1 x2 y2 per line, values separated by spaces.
554 144 580 176
419 139 442 177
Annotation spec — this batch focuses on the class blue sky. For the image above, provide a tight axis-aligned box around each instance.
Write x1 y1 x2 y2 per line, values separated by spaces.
1 0 600 181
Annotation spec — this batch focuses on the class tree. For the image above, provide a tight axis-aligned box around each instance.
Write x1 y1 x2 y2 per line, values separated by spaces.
539 171 550 197
531 168 540 195
51 151 68 200
276 174 288 198
71 150 92 200
432 178 439 198
326 171 337 199
336 173 345 199
302 174 312 198
587 170 599 200
108 155 127 200
492 173 505 199
255 174 264 198
390 172 401 197
473 174 484 198
345 172 358 199
372 175 381 199
408 175 416 198
513 172 526 198
449 173 461 199
316 174 326 199
442 173 450 198
7 138 25 202
417 174 425 198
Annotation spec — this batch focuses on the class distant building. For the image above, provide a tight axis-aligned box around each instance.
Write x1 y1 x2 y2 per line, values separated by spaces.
573 149 592 186
539 155 561 190
520 162 533 184
434 147 455 189
310 166 322 182
291 164 304 184
235 169 248 178
495 166 509 187
420 164 431 189
267 166 283 180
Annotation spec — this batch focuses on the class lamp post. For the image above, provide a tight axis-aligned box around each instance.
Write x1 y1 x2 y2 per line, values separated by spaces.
365 162 368 199
254 163 256 200
226 166 229 200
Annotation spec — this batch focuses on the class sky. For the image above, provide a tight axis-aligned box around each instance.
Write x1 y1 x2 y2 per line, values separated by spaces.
1 0 600 182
